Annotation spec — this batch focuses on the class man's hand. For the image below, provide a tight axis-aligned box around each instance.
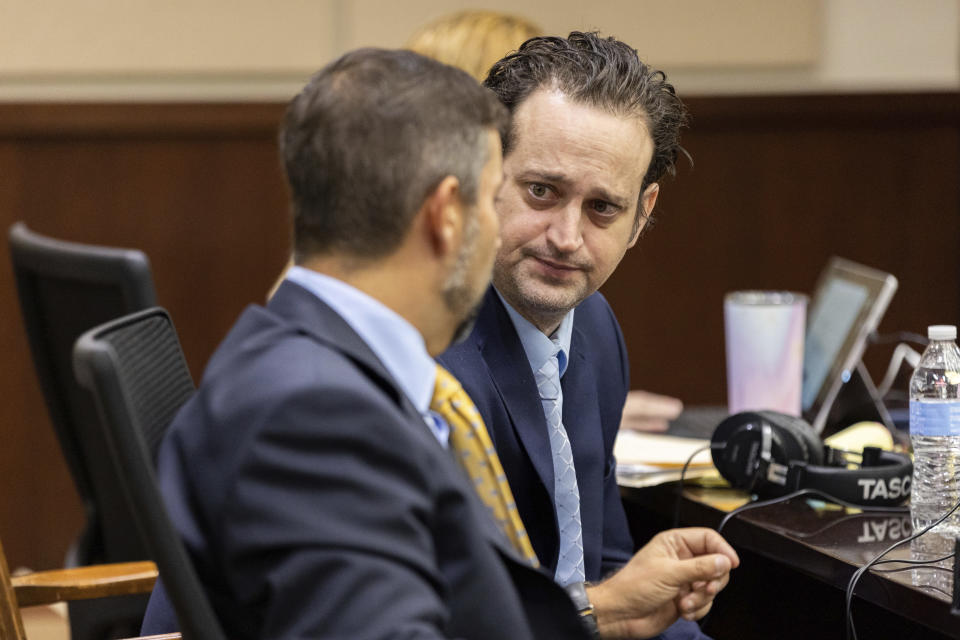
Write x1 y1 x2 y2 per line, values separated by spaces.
620 390 683 433
586 528 738 639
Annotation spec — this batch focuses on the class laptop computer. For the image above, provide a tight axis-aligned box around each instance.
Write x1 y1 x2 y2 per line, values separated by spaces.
668 256 898 438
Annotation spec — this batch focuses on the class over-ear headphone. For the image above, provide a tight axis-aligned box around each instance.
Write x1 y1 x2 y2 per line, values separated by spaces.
710 410 913 507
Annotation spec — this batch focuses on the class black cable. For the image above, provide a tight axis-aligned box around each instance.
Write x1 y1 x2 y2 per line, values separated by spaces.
694 453 952 639
869 562 955 600
673 444 712 528
697 488 907 633
845 497 960 640
875 564 953 574
716 488 909 538
760 511 909 541
871 552 955 571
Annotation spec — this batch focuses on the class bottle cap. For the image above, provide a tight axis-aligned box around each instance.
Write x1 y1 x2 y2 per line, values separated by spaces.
927 325 957 341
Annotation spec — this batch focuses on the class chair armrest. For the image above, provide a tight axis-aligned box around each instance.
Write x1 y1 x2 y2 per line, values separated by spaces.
11 561 157 607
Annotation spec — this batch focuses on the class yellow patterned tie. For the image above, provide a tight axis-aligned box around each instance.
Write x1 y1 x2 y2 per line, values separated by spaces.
431 365 539 567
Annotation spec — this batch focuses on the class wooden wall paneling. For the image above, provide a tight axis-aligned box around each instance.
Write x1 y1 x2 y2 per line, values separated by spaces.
0 139 85 574
0 142 82 572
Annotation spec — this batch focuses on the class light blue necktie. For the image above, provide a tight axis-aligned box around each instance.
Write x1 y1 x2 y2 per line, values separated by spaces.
536 338 585 586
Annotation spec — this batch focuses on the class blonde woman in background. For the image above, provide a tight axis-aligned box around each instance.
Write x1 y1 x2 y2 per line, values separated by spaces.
406 10 542 81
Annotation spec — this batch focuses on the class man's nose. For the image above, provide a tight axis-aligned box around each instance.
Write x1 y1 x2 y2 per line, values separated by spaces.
545 203 583 254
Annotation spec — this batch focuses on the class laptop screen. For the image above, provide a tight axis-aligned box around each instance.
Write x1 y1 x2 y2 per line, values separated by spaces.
802 278 870 410
801 257 897 433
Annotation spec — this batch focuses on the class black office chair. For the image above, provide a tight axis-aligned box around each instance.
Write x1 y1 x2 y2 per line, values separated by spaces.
8 222 158 639
73 307 226 640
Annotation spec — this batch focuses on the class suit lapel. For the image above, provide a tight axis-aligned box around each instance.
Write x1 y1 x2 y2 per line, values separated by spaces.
562 322 601 478
473 289 557 504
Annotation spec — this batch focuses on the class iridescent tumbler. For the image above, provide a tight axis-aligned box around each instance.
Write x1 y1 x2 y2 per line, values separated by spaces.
724 291 807 416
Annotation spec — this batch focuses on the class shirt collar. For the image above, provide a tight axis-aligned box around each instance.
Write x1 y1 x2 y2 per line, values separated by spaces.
495 288 574 378
285 266 436 416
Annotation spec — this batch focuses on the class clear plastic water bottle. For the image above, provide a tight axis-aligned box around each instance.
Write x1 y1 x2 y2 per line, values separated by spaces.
910 325 960 550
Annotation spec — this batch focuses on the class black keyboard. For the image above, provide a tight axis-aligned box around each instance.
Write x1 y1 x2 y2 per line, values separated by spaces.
667 406 729 439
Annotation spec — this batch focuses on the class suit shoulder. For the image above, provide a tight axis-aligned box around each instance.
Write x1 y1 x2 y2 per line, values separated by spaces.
164 326 443 526
574 291 629 386
576 292 625 348
578 291 617 321
437 337 481 374
175 311 435 481
210 332 408 435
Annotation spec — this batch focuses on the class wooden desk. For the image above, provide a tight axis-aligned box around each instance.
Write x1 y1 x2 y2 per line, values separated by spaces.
621 484 960 639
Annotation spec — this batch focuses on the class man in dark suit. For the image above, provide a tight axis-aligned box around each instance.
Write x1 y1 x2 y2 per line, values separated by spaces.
141 47 737 640
439 33 712 639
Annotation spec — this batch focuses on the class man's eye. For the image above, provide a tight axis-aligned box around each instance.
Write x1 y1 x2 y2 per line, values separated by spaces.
529 184 548 198
591 200 614 215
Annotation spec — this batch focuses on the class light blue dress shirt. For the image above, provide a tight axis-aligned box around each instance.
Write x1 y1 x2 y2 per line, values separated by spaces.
495 288 574 377
285 266 449 447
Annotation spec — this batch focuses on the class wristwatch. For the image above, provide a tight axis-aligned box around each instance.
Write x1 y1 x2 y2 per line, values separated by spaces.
564 581 599 639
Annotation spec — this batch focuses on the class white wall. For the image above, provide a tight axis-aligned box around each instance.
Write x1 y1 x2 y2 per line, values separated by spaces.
669 0 960 94
0 0 956 100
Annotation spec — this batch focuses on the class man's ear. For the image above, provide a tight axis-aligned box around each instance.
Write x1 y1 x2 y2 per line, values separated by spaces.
422 175 463 257
628 182 660 248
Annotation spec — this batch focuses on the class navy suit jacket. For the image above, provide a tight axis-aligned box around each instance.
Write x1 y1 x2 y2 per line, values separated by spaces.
439 288 633 580
140 281 588 640
439 287 710 640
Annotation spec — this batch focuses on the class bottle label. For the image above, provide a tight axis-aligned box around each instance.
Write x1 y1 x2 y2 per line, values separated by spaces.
910 400 960 437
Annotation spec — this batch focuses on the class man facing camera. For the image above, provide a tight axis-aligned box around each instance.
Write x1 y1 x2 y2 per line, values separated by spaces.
141 48 736 639
439 32 710 639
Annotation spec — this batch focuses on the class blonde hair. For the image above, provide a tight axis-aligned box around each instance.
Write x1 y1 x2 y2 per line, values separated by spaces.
407 10 542 81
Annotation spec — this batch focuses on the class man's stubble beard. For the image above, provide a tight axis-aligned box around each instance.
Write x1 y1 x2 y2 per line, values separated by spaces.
492 254 589 326
442 209 488 347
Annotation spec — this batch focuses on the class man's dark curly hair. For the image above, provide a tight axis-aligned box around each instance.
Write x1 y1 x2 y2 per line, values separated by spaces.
484 31 688 192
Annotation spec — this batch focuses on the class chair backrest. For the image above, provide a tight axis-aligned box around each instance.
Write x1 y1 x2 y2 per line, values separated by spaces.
8 221 157 567
73 307 225 640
